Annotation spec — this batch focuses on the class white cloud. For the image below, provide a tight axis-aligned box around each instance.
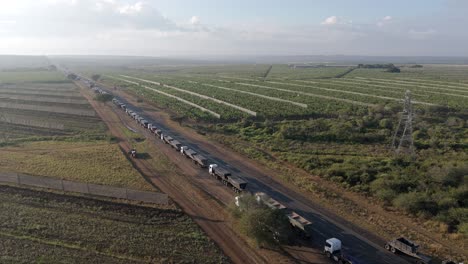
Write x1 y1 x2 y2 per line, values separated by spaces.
118 1 144 15
321 16 338 25
377 15 393 27
190 16 200 25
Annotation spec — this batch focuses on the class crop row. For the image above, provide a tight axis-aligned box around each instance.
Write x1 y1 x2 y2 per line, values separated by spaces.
0 102 96 117
124 76 257 116
129 85 225 120
0 89 82 99
134 77 309 117
120 75 371 118
0 94 88 105
321 78 468 109
354 77 468 93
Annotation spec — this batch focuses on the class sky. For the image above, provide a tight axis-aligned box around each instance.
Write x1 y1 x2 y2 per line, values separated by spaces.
0 0 467 57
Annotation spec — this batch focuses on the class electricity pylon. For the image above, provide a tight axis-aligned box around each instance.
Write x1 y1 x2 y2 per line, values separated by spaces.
391 90 415 156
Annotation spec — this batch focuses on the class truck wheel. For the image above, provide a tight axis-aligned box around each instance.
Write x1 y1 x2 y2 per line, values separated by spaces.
384 244 390 250
326 251 331 258
390 247 396 254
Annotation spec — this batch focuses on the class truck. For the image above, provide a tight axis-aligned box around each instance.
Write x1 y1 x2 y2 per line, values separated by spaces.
162 134 173 144
325 238 364 264
252 192 311 237
255 192 287 211
208 164 231 179
154 129 162 136
385 237 432 264
227 175 248 193
181 146 197 159
192 154 208 168
140 119 149 128
169 140 182 150
286 211 313 238
128 148 137 159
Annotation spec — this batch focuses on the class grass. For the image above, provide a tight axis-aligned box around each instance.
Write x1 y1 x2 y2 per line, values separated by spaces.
0 70 68 84
0 185 227 264
0 140 153 191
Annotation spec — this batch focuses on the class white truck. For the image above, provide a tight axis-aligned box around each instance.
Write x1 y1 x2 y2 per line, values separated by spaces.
324 238 363 264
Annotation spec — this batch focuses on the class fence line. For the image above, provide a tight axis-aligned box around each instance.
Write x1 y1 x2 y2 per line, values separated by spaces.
0 172 168 205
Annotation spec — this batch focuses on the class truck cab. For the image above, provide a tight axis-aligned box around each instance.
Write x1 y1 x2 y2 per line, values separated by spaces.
325 238 342 258
209 164 218 175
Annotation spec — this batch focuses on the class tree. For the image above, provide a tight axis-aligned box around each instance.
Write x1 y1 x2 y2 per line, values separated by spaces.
67 73 77 80
386 65 401 73
95 94 113 103
239 208 292 247
233 194 292 247
91 74 101 81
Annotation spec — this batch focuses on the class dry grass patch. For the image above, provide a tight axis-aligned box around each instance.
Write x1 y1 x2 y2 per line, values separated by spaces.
0 140 153 191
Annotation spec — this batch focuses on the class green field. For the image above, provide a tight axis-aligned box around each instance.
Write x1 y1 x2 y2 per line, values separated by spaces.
0 185 227 264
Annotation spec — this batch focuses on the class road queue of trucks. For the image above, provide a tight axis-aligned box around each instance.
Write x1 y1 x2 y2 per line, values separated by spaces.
79 76 451 264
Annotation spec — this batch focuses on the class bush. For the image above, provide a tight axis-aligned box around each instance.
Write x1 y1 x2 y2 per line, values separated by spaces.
375 189 397 204
457 222 468 237
393 192 438 216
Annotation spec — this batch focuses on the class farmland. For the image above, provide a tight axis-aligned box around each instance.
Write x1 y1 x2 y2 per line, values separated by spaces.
95 63 467 245
0 56 230 263
0 185 226 264
0 69 106 142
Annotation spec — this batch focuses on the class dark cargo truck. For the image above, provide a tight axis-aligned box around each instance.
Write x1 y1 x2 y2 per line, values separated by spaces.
208 164 231 179
162 134 173 144
181 147 198 159
385 237 432 264
227 175 247 193
169 140 182 150
192 154 208 168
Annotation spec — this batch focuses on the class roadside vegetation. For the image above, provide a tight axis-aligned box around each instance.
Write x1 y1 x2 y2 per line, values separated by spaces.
230 194 292 247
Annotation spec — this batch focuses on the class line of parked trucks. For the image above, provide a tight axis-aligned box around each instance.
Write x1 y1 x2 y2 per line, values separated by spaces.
76 75 462 264
109 93 319 241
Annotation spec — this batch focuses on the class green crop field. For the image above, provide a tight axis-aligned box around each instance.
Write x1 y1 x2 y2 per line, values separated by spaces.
97 63 467 241
0 185 227 264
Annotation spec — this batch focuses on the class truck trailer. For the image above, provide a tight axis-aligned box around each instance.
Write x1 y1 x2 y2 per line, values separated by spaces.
209 164 231 179
181 147 198 159
385 237 432 264
192 154 208 168
169 140 182 150
162 134 173 144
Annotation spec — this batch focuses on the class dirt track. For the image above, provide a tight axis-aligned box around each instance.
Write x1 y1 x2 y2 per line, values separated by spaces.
77 82 309 264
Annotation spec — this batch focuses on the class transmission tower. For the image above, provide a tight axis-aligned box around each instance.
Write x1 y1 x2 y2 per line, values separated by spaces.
391 90 415 156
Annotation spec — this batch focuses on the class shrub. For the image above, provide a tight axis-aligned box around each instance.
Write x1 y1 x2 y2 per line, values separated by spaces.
457 222 468 237
393 192 438 215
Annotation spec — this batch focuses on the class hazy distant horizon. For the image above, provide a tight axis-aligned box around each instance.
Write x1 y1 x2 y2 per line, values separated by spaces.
1 0 468 57
3 54 467 65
